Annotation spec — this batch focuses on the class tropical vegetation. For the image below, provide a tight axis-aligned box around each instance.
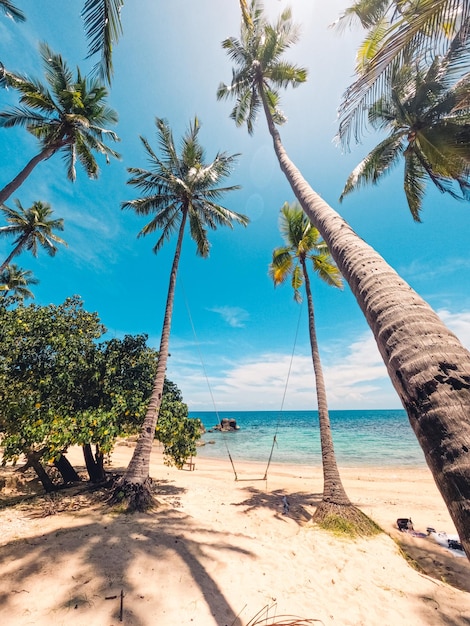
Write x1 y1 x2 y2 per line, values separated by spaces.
220 0 470 555
114 117 248 510
0 200 66 272
339 43 470 220
0 263 38 304
0 42 120 205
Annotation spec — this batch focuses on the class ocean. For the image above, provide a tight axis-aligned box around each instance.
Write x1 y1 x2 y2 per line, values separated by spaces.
189 409 427 469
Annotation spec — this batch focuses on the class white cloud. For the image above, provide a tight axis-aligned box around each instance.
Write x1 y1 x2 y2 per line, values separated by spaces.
208 306 249 328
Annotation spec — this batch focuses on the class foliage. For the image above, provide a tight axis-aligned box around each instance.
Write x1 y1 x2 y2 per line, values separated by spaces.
156 382 202 470
339 43 470 219
0 264 38 304
0 297 160 471
0 200 66 271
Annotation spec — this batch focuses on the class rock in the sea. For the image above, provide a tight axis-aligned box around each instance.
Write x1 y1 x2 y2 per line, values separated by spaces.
213 418 239 432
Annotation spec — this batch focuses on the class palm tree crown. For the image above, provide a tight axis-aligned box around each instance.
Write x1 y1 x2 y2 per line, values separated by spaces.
270 202 343 300
123 116 248 255
336 0 470 145
340 45 470 220
0 264 38 304
217 0 307 134
0 42 120 204
0 200 67 272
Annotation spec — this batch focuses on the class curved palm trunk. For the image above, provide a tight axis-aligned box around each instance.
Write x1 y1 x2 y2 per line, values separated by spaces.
260 89 470 557
116 211 188 508
0 233 29 272
0 145 56 206
301 259 351 509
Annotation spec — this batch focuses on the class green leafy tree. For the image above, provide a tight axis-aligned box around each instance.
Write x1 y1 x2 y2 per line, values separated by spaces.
156 380 202 469
0 43 120 205
220 1 470 555
0 263 38 303
116 117 248 510
270 203 368 527
336 0 470 144
0 298 165 489
340 45 470 220
0 200 66 272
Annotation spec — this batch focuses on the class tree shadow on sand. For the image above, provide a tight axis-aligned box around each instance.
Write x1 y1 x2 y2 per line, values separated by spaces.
233 486 322 524
0 494 254 625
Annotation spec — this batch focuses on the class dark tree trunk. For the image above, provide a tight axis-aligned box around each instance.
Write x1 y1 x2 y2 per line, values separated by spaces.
23 450 55 493
82 443 107 483
54 454 81 483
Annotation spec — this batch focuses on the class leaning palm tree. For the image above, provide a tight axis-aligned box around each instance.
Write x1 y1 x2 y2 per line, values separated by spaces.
115 117 248 509
0 42 120 206
270 202 369 528
219 1 470 556
0 200 66 272
336 0 470 145
0 264 38 303
340 46 470 220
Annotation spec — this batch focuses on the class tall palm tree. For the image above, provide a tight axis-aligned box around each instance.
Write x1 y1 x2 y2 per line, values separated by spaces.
219 1 470 557
336 0 470 145
0 264 38 303
0 42 120 206
0 200 66 272
340 47 470 220
116 117 248 509
270 202 365 525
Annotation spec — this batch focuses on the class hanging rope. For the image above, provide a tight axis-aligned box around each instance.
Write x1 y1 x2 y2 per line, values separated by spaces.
180 277 303 481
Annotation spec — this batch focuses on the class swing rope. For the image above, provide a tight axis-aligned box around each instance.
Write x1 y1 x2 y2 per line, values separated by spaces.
180 278 302 481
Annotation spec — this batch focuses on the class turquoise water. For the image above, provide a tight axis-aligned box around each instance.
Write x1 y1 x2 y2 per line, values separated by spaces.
189 409 427 468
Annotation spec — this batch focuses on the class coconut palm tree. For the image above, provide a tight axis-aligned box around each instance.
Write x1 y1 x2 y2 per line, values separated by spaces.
219 1 470 556
0 264 38 303
0 200 66 272
0 0 24 22
340 46 470 220
270 202 366 525
336 0 470 145
116 117 248 509
0 42 120 206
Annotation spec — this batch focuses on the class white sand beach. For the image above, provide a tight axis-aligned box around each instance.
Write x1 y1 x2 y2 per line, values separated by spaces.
1 443 469 626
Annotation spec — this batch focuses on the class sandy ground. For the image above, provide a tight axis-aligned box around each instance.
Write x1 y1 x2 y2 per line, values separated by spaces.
1 443 469 626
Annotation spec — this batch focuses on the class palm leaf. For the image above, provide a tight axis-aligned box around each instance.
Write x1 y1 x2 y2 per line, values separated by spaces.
82 0 124 84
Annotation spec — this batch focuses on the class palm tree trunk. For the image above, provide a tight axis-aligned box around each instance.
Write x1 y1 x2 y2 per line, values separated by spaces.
0 145 56 206
301 259 351 509
259 88 470 557
114 210 188 509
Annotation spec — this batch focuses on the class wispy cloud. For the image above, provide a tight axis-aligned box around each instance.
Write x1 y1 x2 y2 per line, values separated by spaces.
208 306 249 328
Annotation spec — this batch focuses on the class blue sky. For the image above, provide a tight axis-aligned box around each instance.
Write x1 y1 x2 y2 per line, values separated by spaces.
0 0 469 412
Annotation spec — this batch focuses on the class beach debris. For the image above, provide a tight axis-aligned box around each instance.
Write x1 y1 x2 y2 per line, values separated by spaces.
282 495 290 515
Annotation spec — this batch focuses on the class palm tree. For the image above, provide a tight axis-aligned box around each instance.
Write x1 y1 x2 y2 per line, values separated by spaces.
0 264 38 303
0 0 24 22
115 117 248 509
270 202 367 526
336 0 470 145
219 1 470 556
0 200 66 272
340 46 470 220
0 42 120 206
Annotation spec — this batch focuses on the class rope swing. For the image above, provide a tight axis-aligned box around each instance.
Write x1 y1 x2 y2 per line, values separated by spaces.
181 279 302 481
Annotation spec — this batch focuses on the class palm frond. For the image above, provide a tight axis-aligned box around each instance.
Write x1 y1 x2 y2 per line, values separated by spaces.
82 0 124 84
